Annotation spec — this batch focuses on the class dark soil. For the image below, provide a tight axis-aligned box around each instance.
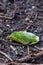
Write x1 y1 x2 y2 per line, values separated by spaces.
0 0 43 65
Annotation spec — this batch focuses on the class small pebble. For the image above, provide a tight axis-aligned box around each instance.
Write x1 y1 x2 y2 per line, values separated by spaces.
25 17 29 21
10 29 14 32
32 59 35 62
34 30 37 33
32 6 36 9
37 27 42 33
29 8 32 11
6 24 10 27
29 20 33 23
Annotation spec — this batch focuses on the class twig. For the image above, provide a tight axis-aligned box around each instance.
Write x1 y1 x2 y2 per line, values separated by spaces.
31 50 43 59
0 13 5 16
7 61 17 65
0 63 7 65
15 55 30 62
30 47 39 52
34 46 41 51
34 51 43 57
0 51 13 61
10 45 16 51
0 58 5 60
25 23 32 31
34 46 43 51
15 50 43 62
27 46 29 55
0 15 12 19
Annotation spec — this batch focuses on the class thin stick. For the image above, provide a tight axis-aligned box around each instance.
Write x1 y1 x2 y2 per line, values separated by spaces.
15 55 30 62
10 45 16 51
0 13 5 15
34 46 41 51
31 50 43 58
0 58 5 60
27 46 29 55
34 46 42 51
16 50 43 62
0 15 12 19
0 63 7 65
24 23 31 31
0 51 13 61
7 61 17 65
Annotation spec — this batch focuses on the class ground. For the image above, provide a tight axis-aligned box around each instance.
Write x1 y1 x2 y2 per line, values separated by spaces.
0 0 43 65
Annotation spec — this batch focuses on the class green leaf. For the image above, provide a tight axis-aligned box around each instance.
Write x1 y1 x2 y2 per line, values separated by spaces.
7 31 39 45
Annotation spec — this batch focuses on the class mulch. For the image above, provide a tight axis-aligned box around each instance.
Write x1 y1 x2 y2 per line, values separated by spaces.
0 0 43 65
